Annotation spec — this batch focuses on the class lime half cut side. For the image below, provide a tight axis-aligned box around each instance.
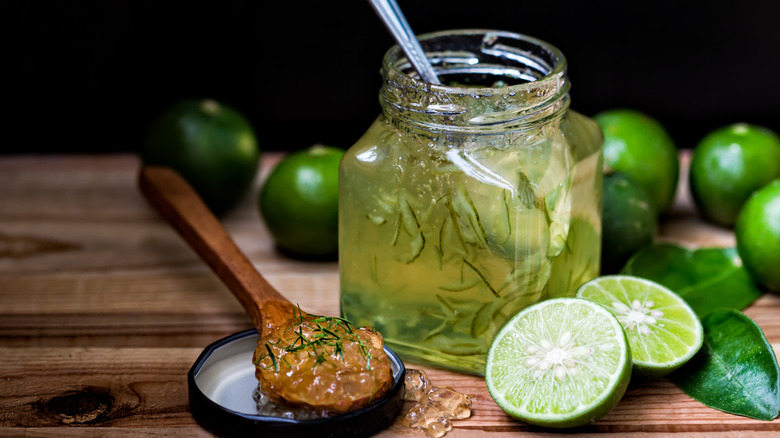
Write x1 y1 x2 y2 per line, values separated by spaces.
576 275 703 379
485 298 631 428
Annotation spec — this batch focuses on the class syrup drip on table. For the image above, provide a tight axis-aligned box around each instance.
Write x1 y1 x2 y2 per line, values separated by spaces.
402 369 472 437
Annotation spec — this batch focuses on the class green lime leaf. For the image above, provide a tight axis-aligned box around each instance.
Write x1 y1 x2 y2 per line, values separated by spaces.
620 243 762 317
670 309 780 421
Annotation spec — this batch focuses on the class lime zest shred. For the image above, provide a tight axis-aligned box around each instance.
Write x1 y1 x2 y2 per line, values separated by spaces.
390 212 401 246
397 196 425 263
463 258 499 297
265 344 279 372
438 216 448 258
501 189 512 245
438 276 481 292
435 293 456 316
456 185 489 248
444 195 470 252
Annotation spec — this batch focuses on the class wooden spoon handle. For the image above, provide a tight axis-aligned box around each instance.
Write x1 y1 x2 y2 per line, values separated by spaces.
138 166 295 335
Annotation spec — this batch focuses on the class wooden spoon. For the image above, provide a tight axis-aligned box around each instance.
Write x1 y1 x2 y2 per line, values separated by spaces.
138 166 296 337
140 166 404 435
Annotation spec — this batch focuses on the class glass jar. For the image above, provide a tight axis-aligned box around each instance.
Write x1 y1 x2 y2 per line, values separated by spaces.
339 29 603 374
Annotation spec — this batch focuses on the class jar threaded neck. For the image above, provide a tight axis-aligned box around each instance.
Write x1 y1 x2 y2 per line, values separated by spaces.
380 29 570 134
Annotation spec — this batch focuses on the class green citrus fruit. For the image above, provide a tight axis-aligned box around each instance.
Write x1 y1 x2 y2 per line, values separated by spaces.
735 179 780 291
485 297 631 428
259 145 344 258
142 99 260 215
601 173 657 274
595 109 679 215
576 275 703 380
689 123 780 226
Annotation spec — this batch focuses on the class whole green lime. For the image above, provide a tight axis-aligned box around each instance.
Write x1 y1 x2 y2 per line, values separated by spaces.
689 123 780 226
259 145 344 258
735 179 780 291
601 173 657 274
142 99 260 215
595 109 679 215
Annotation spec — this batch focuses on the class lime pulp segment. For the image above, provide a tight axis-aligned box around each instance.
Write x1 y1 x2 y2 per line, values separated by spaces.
576 275 703 378
485 298 631 428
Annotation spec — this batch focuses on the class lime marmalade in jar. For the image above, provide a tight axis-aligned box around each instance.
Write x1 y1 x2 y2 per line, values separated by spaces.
339 30 603 374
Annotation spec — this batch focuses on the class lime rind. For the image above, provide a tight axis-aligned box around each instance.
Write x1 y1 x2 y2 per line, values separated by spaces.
576 275 703 379
485 298 632 428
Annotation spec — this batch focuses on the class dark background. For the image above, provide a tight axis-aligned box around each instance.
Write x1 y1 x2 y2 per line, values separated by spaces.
7 0 780 155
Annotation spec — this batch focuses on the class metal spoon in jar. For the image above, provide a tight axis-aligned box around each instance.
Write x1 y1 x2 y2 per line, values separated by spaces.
138 166 405 437
368 0 441 84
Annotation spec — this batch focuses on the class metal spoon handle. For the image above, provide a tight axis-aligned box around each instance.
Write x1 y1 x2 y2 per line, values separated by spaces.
368 0 440 84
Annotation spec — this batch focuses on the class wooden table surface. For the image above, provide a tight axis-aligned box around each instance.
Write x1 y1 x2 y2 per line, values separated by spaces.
1 153 778 437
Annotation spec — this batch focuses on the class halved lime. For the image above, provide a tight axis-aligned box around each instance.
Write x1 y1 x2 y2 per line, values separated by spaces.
576 275 703 379
485 298 631 428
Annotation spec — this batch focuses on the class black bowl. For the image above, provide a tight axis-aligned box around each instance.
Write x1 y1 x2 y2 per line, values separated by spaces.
188 329 406 438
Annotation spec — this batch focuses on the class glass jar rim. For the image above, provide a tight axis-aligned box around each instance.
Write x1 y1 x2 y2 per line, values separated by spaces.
381 29 568 95
379 29 570 133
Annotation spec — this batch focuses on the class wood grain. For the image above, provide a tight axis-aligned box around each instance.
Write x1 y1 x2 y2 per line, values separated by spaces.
1 153 778 436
